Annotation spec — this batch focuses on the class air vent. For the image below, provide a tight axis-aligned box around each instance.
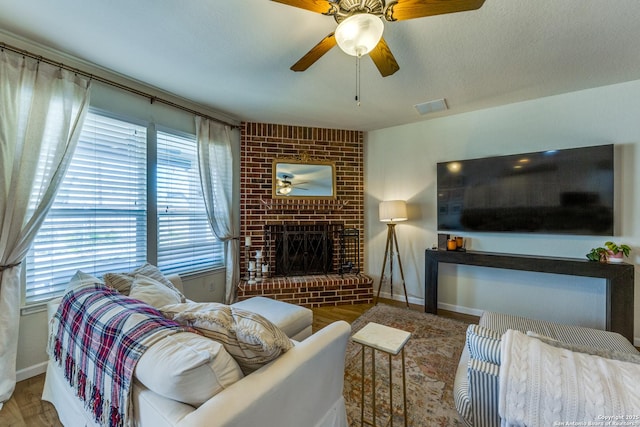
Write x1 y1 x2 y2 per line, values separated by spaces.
414 98 448 115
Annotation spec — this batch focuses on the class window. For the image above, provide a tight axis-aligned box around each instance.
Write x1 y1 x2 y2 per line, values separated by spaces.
25 112 147 303
157 130 222 275
25 110 223 305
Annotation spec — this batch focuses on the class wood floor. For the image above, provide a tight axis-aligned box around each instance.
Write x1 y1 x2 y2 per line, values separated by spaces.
0 301 475 426
0 374 62 427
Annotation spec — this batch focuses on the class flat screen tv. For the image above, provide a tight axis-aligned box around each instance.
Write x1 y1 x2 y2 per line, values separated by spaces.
437 144 614 235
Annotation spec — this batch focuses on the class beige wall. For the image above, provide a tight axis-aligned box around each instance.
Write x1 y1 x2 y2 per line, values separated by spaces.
365 79 640 346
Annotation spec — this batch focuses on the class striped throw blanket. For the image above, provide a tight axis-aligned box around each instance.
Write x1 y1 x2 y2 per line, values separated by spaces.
48 284 193 427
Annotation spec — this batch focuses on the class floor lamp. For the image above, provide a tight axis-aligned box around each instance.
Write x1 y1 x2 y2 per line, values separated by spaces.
375 200 409 307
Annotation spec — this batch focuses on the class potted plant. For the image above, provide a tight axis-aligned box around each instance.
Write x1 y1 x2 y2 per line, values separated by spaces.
586 242 631 263
586 247 608 262
604 241 631 263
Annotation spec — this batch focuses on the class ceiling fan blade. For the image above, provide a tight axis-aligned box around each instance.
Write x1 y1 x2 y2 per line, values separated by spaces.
369 37 400 77
271 0 338 15
291 33 337 72
385 0 485 21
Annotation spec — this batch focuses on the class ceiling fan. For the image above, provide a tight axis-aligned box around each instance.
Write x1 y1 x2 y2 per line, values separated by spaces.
272 0 486 77
277 174 308 195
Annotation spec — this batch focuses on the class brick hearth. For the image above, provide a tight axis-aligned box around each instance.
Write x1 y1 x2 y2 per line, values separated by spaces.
237 274 373 308
239 122 372 306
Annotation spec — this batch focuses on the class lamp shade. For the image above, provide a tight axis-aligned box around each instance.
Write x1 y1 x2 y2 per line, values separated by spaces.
335 14 384 57
379 200 407 223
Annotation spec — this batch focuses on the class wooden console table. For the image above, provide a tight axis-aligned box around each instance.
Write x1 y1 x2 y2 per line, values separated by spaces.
424 249 635 342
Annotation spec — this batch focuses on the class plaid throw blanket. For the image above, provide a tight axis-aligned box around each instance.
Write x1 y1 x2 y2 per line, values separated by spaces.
48 284 193 427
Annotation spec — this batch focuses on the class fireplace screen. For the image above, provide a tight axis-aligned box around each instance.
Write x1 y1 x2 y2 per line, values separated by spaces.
264 224 359 277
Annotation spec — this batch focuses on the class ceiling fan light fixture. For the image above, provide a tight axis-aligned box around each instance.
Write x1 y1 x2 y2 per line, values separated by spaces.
335 13 384 57
278 185 292 195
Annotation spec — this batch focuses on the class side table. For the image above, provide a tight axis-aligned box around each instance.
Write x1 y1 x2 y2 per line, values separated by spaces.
351 322 411 427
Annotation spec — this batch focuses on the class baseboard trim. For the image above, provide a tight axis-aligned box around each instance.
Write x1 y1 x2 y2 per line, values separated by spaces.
437 302 484 318
17 361 48 382
375 293 485 317
375 291 423 308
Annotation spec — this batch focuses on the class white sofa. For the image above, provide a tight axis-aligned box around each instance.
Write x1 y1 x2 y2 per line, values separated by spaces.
43 275 351 427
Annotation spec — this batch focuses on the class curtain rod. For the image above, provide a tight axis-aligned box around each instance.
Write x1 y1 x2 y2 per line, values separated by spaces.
1 41 239 130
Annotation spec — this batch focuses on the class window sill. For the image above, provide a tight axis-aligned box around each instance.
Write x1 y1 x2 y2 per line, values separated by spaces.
179 266 225 281
21 302 50 316
21 266 225 316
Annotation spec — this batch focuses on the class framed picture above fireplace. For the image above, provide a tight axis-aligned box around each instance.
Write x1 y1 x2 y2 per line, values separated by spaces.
272 155 336 199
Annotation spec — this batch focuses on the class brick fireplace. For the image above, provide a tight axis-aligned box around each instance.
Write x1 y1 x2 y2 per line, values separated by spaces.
238 122 373 307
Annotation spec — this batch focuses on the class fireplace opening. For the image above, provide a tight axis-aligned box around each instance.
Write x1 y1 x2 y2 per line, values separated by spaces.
264 223 360 277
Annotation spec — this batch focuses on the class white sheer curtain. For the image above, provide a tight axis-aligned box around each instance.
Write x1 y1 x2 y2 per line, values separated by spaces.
196 117 238 304
0 50 91 406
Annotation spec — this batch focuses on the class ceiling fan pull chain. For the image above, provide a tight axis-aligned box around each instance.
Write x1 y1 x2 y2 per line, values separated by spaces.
355 54 361 107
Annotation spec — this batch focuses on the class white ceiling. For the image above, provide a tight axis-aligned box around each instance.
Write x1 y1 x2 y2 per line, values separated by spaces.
2 0 640 131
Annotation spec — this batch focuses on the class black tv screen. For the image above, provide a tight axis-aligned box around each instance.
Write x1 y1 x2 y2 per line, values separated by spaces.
437 145 614 235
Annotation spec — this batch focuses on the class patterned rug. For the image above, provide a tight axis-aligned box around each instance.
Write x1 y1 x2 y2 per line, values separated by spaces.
343 304 469 426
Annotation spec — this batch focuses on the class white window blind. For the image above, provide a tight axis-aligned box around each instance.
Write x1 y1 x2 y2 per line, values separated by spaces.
25 112 147 304
157 130 223 275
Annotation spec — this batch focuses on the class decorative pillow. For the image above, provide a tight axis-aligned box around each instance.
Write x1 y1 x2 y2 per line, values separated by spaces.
135 331 244 406
161 302 294 375
526 331 640 364
466 324 502 364
468 324 502 340
103 263 185 301
66 270 103 291
128 275 183 308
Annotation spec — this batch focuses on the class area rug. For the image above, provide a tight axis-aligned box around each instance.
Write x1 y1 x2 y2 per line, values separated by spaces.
343 304 469 426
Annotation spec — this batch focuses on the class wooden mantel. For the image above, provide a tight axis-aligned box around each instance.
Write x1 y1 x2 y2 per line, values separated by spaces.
424 249 635 342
